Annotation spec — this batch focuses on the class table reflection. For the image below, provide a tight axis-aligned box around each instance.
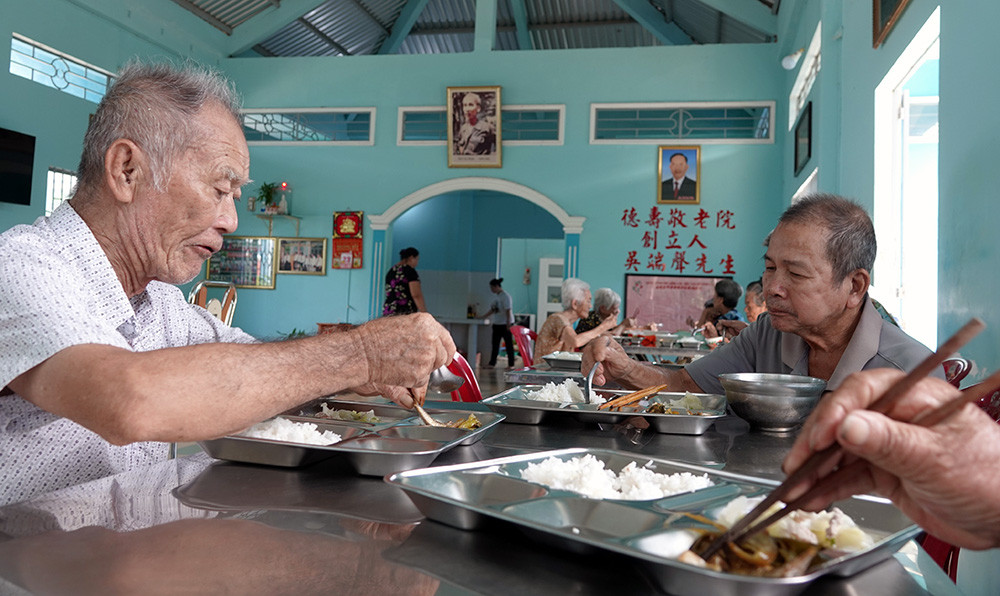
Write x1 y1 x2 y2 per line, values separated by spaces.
0 515 437 596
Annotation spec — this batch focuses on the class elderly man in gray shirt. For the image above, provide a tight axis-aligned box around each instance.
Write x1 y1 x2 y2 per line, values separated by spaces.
583 194 936 394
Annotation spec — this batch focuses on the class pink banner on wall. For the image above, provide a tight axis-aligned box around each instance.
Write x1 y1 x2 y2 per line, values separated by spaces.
623 274 726 332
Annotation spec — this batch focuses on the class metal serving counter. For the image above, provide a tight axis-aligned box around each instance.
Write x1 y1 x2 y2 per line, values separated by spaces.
0 403 961 596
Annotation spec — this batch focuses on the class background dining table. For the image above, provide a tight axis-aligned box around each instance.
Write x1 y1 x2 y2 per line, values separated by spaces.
0 399 962 596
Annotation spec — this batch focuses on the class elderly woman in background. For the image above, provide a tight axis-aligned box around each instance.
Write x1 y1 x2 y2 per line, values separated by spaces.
576 288 651 335
535 278 618 359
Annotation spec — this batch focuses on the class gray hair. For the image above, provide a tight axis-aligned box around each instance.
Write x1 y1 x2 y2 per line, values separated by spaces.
560 277 590 309
746 279 765 305
593 288 621 311
765 193 876 284
77 60 242 194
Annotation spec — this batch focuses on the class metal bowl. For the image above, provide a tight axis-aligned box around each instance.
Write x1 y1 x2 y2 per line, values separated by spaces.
718 373 826 432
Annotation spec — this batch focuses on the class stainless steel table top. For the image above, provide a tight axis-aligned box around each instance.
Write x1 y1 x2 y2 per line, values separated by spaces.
0 403 959 596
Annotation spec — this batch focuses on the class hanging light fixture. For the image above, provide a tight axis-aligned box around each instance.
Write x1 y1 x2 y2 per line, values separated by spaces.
782 48 805 70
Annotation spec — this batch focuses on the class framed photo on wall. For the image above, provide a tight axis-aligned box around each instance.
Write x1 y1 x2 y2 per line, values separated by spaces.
794 102 812 176
277 237 327 275
657 145 700 205
206 236 276 289
447 85 501 168
873 0 913 48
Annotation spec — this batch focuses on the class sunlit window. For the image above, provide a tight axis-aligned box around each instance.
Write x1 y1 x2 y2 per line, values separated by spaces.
9 33 113 104
46 167 76 216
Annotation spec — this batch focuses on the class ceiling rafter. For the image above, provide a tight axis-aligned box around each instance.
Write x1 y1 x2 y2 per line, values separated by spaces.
167 0 779 58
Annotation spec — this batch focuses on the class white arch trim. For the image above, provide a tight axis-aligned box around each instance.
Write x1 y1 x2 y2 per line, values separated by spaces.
368 177 586 234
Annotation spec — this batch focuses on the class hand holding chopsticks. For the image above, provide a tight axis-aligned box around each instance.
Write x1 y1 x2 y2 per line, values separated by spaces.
699 318 992 560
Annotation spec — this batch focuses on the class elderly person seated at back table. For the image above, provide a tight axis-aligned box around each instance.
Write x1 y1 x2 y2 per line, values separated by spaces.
0 61 455 508
584 193 938 395
689 279 745 331
704 278 767 340
535 278 618 360
576 288 638 336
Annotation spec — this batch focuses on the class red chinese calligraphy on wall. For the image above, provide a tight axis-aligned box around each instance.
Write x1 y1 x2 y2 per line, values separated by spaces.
621 205 738 276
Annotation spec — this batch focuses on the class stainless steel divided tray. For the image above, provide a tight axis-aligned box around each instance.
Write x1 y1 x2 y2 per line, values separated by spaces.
482 385 726 434
199 407 504 476
286 399 419 430
386 448 920 596
541 351 584 371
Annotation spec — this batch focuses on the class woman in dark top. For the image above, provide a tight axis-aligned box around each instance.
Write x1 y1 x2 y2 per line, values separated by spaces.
382 247 426 316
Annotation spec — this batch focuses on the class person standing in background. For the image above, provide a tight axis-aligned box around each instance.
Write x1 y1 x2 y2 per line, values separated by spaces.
483 278 515 367
383 247 426 316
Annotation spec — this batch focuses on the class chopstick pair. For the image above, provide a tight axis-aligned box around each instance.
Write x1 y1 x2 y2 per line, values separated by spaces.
698 317 987 561
598 384 668 411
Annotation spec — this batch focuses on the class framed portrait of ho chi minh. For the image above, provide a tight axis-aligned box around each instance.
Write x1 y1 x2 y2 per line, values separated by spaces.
657 145 700 205
447 85 501 168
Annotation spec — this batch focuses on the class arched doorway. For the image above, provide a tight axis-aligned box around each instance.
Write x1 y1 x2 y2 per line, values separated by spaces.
367 177 585 320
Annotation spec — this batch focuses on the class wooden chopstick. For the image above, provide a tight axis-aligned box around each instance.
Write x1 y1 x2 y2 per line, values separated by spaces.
598 384 668 411
697 317 986 560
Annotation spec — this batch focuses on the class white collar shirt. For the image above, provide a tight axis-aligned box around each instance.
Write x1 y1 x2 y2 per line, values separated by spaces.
0 202 255 506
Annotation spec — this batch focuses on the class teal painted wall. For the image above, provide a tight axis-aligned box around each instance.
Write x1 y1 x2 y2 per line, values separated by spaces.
221 45 784 337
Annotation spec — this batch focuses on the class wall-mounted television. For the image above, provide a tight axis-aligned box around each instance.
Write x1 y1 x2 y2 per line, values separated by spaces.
0 127 36 205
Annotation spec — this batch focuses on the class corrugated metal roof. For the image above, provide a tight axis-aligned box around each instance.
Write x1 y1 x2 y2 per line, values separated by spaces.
174 0 776 57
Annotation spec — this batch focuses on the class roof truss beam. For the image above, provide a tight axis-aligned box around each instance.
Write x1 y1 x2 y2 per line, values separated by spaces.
509 0 533 50
225 0 327 56
379 0 432 54
696 0 777 36
610 0 693 45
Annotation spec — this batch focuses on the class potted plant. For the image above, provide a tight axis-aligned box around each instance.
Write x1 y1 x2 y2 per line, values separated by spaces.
257 182 278 213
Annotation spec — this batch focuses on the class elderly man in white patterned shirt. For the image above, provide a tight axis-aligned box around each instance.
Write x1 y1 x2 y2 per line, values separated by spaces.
0 61 454 506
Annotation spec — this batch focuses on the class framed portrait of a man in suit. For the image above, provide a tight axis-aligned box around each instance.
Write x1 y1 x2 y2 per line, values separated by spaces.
447 85 501 168
657 145 700 205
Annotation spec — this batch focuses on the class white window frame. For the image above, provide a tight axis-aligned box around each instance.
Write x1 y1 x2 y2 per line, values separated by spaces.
589 101 776 145
788 23 823 131
396 104 565 146
45 167 77 216
242 107 376 146
9 33 114 104
872 7 940 348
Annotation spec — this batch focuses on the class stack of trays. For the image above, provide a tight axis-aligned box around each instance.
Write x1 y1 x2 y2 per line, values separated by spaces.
199 400 504 476
386 448 920 596
541 351 583 370
482 386 726 434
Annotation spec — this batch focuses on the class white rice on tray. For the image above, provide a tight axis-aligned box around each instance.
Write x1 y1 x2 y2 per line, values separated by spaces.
240 417 342 446
520 454 714 500
522 379 606 406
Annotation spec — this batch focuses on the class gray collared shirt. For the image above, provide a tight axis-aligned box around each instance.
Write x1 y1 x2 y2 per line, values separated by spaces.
685 298 937 395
